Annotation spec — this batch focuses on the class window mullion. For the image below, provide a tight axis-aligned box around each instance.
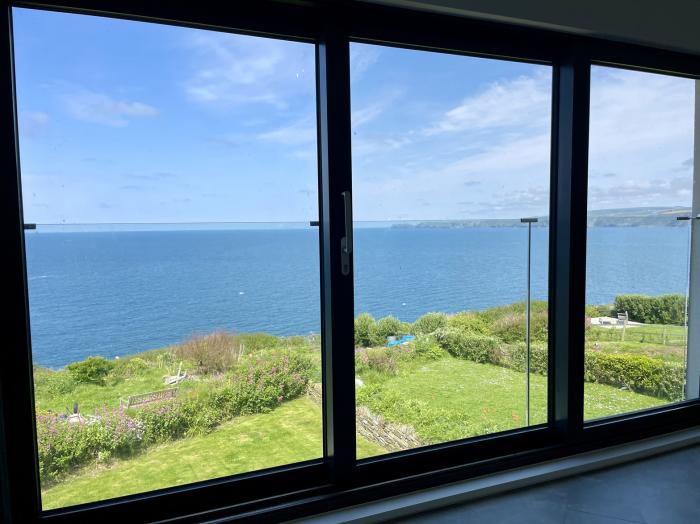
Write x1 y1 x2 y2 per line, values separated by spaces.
550 51 590 441
317 24 356 482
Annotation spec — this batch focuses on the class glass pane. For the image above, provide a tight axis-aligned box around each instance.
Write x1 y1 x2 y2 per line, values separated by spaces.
350 43 552 458
585 66 697 420
14 8 326 509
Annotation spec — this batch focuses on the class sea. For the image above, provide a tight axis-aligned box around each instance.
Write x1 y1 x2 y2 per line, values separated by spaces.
24 225 689 368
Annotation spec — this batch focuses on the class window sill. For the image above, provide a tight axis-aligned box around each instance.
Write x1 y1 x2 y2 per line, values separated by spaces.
295 426 700 523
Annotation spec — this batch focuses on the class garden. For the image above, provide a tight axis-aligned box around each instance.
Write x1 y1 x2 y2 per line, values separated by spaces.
34 294 687 508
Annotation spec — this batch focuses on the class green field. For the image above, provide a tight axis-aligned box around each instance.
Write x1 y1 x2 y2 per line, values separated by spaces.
357 356 664 450
35 301 686 510
588 323 687 363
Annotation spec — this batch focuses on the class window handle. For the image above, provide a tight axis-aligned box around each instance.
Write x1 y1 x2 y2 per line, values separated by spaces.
341 190 352 275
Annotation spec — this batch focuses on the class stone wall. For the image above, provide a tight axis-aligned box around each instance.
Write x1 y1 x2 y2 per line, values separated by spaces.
306 383 421 452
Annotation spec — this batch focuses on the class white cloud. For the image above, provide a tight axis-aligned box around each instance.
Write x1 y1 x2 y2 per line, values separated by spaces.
350 44 380 82
19 111 50 136
424 72 551 136
184 32 314 108
258 119 316 146
64 90 158 127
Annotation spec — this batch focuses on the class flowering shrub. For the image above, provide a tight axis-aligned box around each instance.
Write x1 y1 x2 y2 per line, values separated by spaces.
37 408 142 481
37 351 313 481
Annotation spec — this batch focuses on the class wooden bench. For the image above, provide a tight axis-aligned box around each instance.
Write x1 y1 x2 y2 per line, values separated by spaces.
120 387 178 409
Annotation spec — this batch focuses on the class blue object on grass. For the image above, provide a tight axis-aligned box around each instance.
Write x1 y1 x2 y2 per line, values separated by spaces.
387 334 415 347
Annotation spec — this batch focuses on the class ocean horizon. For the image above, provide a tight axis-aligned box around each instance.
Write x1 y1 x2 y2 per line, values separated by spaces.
25 225 689 368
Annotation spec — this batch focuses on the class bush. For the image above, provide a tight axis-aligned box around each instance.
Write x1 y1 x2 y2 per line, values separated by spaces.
354 313 379 347
586 304 614 318
433 328 499 363
38 351 313 481
413 334 447 360
584 351 684 401
614 294 685 325
492 310 548 344
355 347 398 375
33 368 76 396
232 351 312 414
36 408 143 481
447 312 491 335
492 342 548 375
111 357 149 379
174 331 243 374
480 300 548 322
66 356 115 385
375 315 410 342
411 312 448 335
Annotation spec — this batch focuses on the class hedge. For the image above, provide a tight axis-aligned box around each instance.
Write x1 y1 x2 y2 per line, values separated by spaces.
432 334 683 402
614 294 685 325
584 351 684 401
433 328 499 363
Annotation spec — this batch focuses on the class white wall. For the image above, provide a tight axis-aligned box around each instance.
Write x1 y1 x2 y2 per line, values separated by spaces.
365 0 700 55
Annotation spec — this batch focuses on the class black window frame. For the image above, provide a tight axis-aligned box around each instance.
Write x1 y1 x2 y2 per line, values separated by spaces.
1 2 700 523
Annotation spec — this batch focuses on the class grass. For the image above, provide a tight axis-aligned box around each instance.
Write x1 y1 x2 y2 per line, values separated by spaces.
587 323 687 363
357 356 664 451
41 397 383 509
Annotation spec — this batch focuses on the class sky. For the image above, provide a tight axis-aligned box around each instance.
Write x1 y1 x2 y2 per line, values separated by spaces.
13 8 696 224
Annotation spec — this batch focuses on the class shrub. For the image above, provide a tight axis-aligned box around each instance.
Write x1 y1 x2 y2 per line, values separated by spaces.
66 356 115 385
492 342 548 375
614 294 685 325
355 347 399 375
433 328 498 363
586 304 614 318
492 311 548 344
36 408 142 481
413 334 447 360
354 313 379 347
584 351 684 401
232 351 312 414
480 300 548 322
412 312 448 335
447 312 491 335
33 368 76 396
174 331 243 374
375 315 410 342
239 332 281 352
111 357 149 379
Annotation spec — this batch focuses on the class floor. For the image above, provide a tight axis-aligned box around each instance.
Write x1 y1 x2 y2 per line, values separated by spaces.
389 445 700 523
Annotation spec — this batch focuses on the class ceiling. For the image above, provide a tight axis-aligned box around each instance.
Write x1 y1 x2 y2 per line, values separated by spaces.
362 0 700 55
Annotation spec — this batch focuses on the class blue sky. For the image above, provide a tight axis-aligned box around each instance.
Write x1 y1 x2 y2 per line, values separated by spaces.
13 8 696 224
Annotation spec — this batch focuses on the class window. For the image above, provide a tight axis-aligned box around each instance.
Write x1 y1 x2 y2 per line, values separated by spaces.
15 8 323 509
3 3 700 523
350 43 552 456
585 66 697 420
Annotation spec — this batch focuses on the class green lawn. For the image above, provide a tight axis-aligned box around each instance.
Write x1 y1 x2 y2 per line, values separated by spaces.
357 356 665 453
34 366 170 413
41 397 384 509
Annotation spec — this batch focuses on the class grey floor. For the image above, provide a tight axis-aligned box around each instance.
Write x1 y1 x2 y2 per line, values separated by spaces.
389 444 700 523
